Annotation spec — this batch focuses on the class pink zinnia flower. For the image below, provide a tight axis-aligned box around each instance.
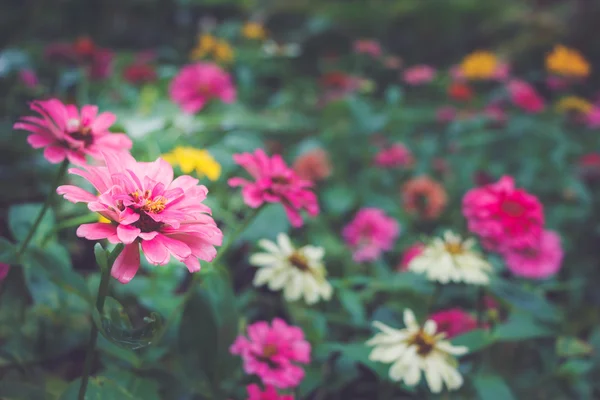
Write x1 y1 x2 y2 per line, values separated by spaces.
502 230 563 279
462 175 544 252
429 308 477 338
246 384 294 400
403 65 436 85
492 62 511 81
169 62 236 114
374 143 414 168
586 107 600 128
353 40 382 58
56 151 223 283
19 69 39 88
342 208 400 262
228 149 318 227
436 106 457 123
123 63 157 85
507 79 544 113
14 98 132 166
230 318 310 389
483 104 507 125
0 263 10 281
396 243 424 271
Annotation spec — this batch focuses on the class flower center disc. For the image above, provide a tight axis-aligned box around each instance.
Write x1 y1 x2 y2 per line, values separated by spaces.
445 242 464 255
408 329 436 356
288 251 310 271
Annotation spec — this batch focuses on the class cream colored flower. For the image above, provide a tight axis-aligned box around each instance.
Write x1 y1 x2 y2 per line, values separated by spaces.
367 309 468 393
408 231 492 285
250 233 333 304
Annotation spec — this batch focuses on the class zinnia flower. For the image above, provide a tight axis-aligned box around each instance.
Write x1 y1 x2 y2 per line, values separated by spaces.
342 208 399 262
242 22 267 40
448 82 473 102
246 384 293 400
403 65 436 85
169 62 236 114
162 146 221 181
56 151 223 283
396 243 424 271
292 148 332 182
14 98 132 166
555 96 593 115
401 176 447 220
462 175 544 252
19 69 38 88
429 308 477 339
507 80 544 113
228 149 319 227
353 39 382 58
408 231 492 285
230 318 311 389
250 233 333 304
546 45 590 78
436 106 457 123
123 62 157 85
502 230 563 279
190 34 234 63
459 51 498 80
374 143 414 168
367 309 468 393
587 107 600 128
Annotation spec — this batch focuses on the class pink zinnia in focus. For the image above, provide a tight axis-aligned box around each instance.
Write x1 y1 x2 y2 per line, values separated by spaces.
502 230 563 279
462 175 544 252
396 243 424 271
246 384 293 400
353 40 382 58
374 143 414 168
56 151 223 283
14 98 132 166
429 308 477 338
169 62 236 114
0 263 10 281
507 80 544 113
230 318 310 389
19 69 39 88
403 65 436 85
228 149 319 227
342 208 400 262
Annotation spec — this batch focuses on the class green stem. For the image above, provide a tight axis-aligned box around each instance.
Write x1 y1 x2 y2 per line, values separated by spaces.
16 160 69 257
41 213 99 246
211 207 261 266
78 244 124 400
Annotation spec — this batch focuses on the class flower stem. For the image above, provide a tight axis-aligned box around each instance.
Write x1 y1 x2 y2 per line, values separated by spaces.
78 244 124 400
16 160 69 257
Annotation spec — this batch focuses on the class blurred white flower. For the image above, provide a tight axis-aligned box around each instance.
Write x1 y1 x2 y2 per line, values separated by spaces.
262 40 301 58
408 231 492 285
367 309 468 393
122 116 165 139
250 233 333 304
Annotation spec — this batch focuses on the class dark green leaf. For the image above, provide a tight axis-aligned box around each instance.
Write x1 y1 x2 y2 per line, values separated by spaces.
239 204 290 242
338 288 366 324
0 237 17 265
59 376 135 400
452 329 494 354
0 382 50 400
473 374 516 400
93 243 108 272
8 203 55 245
493 311 554 341
489 278 559 322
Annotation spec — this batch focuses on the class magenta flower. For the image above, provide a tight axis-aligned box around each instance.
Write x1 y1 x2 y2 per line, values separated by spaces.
586 107 600 128
19 69 39 88
403 65 436 85
374 143 414 168
14 99 132 166
436 106 457 123
429 308 477 339
462 176 544 252
353 39 382 58
56 151 222 283
169 62 236 114
230 318 311 389
397 243 425 271
502 230 563 279
507 79 544 113
247 384 294 400
228 149 318 227
342 208 400 262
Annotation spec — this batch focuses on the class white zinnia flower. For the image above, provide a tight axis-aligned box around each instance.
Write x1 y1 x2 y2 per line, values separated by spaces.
408 231 492 285
367 309 468 393
249 233 333 304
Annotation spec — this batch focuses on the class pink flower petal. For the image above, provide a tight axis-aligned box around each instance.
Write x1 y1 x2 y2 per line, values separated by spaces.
116 224 141 244
76 223 118 241
112 243 140 283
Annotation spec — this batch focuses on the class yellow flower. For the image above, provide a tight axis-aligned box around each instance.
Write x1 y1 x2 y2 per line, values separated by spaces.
190 34 217 60
162 147 221 181
459 51 498 80
213 40 234 63
242 22 266 40
546 45 590 78
555 96 593 115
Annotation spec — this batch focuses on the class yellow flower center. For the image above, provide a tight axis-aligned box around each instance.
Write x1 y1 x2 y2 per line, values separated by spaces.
408 329 437 356
132 190 167 213
262 344 277 358
288 251 310 271
445 242 464 255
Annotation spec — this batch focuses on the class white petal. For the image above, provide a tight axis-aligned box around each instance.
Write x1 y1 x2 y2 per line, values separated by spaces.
277 233 294 255
249 253 279 267
424 358 444 393
257 239 281 254
423 320 437 336
403 309 418 330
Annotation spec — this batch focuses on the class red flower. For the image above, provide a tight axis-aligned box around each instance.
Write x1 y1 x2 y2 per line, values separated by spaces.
448 82 473 101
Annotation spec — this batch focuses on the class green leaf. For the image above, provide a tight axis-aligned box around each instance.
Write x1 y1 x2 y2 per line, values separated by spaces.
493 311 554 341
59 376 135 400
0 237 17 265
489 278 559 322
239 204 290 242
92 296 164 350
8 203 55 245
0 382 50 400
452 329 494 354
338 288 366 324
322 185 357 216
93 243 108 272
100 369 160 400
556 336 594 357
558 359 594 377
473 374 516 400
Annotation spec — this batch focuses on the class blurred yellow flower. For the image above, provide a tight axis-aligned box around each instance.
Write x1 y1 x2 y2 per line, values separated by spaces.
190 34 234 63
555 96 593 114
162 147 221 181
546 45 590 78
242 22 266 40
460 51 498 80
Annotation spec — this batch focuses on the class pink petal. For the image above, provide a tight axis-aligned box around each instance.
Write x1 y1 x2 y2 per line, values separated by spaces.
94 133 132 150
56 185 96 203
183 256 200 272
116 224 141 244
140 237 170 265
27 134 55 148
43 146 68 163
112 243 140 284
90 112 116 132
76 223 118 241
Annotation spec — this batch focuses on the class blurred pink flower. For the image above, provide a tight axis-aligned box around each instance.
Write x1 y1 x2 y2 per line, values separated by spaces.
123 63 157 85
403 65 436 85
492 61 511 81
246 384 293 400
343 208 399 262
374 143 414 168
586 107 600 128
546 76 570 91
436 106 457 123
169 62 236 114
14 98 132 166
462 175 544 252
507 80 544 113
483 104 507 124
353 40 382 58
228 149 318 227
449 65 465 81
19 69 38 88
396 243 424 271
429 308 477 338
318 71 364 106
57 151 222 283
0 263 10 281
502 230 563 279
44 37 113 80
88 48 113 80
230 318 310 389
